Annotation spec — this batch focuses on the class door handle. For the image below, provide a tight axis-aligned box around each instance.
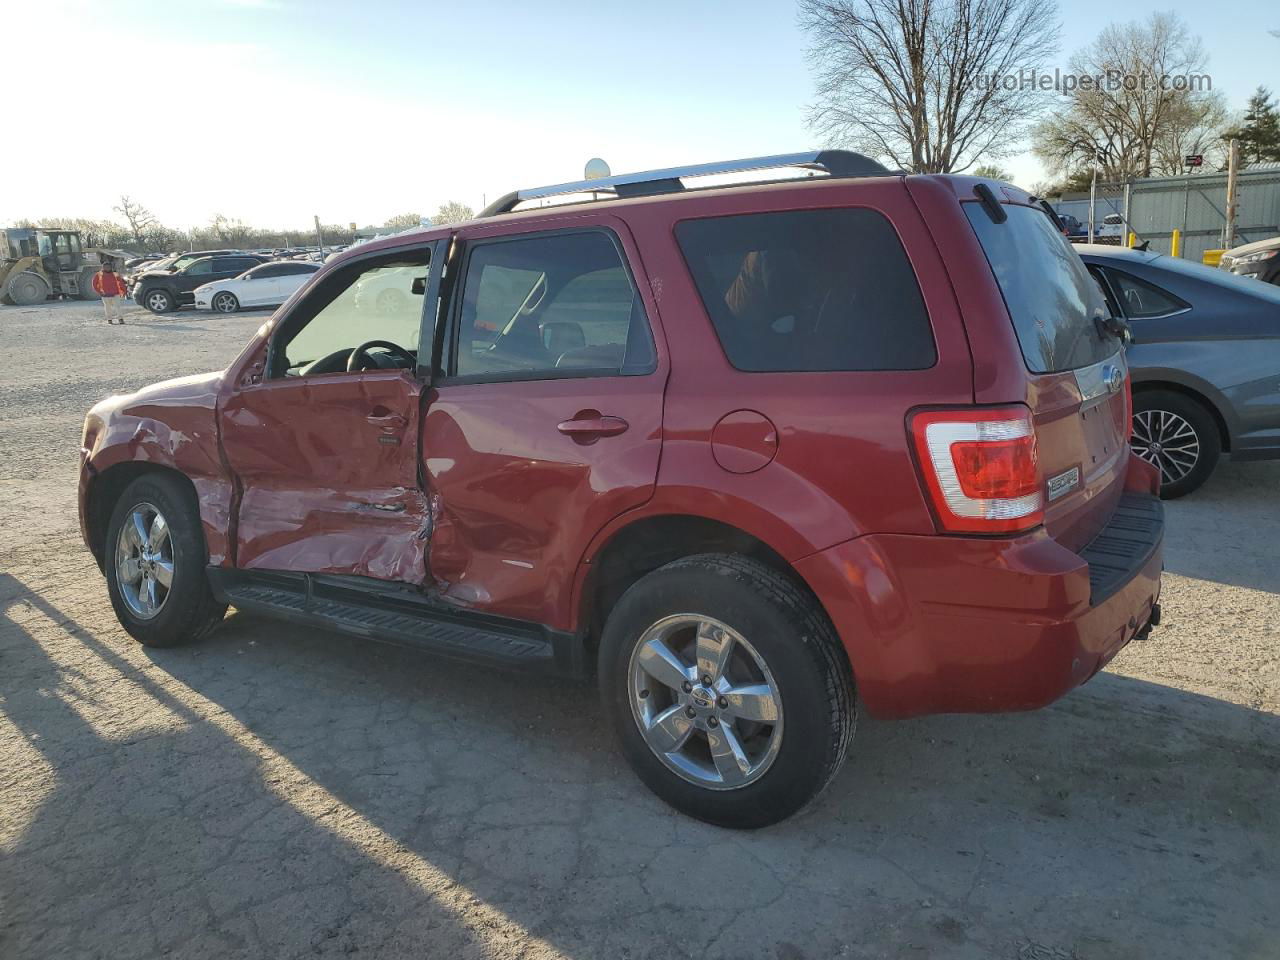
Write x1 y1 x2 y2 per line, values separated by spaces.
557 413 629 443
367 412 408 429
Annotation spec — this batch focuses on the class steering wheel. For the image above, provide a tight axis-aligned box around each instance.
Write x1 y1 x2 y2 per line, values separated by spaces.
346 339 415 372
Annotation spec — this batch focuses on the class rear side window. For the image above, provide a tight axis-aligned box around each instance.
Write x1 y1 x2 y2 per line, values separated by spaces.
1103 268 1188 319
674 208 936 372
964 204 1113 373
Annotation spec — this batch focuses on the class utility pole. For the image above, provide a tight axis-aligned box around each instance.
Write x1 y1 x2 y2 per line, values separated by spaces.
313 214 326 258
1122 181 1132 247
1087 150 1099 244
1223 138 1240 251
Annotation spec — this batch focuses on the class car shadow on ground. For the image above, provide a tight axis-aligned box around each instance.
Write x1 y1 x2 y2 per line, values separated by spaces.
2 577 1277 959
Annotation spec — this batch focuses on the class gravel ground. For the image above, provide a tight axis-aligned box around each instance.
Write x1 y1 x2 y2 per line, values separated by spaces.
1 299 1277 960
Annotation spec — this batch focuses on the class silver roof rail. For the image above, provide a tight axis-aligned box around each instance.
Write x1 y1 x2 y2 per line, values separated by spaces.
477 150 892 218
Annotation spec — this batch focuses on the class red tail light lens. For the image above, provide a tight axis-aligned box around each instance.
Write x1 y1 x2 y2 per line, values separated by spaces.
910 406 1044 534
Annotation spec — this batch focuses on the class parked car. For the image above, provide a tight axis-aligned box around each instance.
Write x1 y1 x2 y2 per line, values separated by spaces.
1094 212 1126 241
1219 236 1280 285
132 253 268 312
78 153 1162 828
1078 244 1280 496
193 260 322 313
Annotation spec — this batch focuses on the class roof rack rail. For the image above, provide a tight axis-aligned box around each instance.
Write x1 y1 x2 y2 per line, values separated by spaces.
477 150 892 218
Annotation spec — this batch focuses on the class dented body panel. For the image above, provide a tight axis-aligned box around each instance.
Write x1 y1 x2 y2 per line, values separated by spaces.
219 369 430 581
79 371 235 565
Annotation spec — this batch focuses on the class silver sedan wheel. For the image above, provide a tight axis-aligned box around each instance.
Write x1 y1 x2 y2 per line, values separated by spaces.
115 502 174 620
628 614 783 790
1132 409 1199 485
212 292 237 313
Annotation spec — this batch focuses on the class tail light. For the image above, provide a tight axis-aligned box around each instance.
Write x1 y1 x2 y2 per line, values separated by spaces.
910 405 1044 534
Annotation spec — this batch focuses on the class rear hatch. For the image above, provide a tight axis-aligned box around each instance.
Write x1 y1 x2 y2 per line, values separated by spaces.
963 201 1130 552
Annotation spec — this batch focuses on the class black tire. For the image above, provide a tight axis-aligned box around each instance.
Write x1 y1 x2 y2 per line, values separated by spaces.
211 291 240 313
7 270 50 305
140 287 176 313
104 473 226 648
1132 389 1221 499
598 554 855 829
77 265 102 301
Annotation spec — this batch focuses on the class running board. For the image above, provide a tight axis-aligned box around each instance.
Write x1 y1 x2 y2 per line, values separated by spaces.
207 568 583 675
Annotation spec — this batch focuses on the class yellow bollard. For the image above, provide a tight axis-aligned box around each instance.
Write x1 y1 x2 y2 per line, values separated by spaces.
1128 232 1138 248
1171 229 1181 258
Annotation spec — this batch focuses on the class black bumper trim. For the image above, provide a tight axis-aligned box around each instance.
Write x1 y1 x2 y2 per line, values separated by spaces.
1080 492 1164 606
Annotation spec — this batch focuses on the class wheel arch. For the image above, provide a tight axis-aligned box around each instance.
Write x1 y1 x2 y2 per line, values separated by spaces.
1131 376 1232 452
573 513 844 672
84 462 201 570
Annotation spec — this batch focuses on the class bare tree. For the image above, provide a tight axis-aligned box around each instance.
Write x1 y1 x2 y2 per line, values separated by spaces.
112 195 157 244
799 0 1060 173
1032 13 1224 182
429 202 475 226
383 212 424 230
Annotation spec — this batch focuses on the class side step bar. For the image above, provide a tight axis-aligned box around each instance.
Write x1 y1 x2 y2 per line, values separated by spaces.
207 568 584 676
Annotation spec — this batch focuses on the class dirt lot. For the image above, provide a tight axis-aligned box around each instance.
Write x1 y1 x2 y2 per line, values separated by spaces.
1 299 1277 960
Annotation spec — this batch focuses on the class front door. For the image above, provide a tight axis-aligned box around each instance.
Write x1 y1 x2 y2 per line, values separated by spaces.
220 246 437 581
424 221 666 631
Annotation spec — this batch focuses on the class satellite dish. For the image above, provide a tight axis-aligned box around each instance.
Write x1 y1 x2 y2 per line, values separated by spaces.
584 157 611 181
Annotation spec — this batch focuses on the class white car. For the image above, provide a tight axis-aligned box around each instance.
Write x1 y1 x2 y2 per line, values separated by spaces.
193 260 321 313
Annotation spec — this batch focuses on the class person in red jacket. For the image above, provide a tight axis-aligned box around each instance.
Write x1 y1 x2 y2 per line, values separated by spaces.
91 261 128 324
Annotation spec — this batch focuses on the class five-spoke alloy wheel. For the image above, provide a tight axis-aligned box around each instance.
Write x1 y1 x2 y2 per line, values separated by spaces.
211 291 239 313
114 502 174 619
628 614 783 790
104 473 227 647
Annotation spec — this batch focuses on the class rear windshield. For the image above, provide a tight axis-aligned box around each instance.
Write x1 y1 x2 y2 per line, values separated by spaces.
675 208 936 372
964 203 1113 373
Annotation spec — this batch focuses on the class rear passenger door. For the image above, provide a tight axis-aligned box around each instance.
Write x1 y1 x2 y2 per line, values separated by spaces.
423 219 666 631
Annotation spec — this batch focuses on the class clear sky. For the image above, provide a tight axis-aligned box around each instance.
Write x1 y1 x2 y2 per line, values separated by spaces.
4 0 1275 232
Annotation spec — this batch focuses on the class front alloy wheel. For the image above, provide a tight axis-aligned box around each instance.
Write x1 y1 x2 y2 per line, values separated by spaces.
115 503 174 619
629 614 783 790
211 291 239 313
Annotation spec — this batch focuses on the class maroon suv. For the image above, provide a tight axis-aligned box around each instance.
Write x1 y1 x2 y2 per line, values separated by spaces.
78 152 1164 827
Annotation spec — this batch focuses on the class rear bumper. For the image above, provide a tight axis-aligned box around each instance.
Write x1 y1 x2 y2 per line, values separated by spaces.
797 453 1164 718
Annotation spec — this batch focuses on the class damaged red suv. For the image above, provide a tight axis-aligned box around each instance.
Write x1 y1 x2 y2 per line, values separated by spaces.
79 152 1164 828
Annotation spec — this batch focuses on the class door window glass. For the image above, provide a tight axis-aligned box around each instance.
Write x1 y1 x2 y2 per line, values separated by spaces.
454 231 654 379
1104 268 1188 319
276 257 429 376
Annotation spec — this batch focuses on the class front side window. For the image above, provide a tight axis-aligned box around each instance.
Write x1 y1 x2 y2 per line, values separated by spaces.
184 259 213 276
674 208 936 372
452 231 654 380
275 256 429 377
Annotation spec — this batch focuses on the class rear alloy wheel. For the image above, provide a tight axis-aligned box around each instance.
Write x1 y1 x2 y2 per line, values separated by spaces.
6 270 50 305
600 554 855 828
211 291 240 313
143 288 176 313
1131 389 1221 499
